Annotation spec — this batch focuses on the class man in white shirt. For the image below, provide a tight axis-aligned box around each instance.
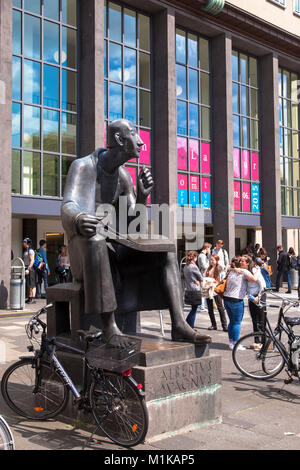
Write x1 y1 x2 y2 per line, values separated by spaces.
212 239 229 279
197 242 212 311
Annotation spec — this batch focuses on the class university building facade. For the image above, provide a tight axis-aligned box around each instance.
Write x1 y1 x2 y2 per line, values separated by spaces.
0 0 300 302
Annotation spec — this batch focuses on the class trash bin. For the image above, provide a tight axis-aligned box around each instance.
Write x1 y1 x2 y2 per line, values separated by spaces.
290 268 299 290
10 258 25 310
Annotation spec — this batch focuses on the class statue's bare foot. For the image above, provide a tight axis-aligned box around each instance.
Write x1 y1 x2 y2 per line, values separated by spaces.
171 322 211 344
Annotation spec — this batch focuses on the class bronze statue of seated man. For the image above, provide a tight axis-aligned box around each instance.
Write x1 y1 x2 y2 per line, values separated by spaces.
61 119 211 344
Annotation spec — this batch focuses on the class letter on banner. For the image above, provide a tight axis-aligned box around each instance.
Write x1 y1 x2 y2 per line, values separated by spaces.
177 137 187 170
251 183 260 212
251 152 259 181
178 173 188 206
234 181 241 211
190 175 200 207
242 182 251 212
201 142 210 174
189 140 199 172
139 130 151 165
233 148 240 178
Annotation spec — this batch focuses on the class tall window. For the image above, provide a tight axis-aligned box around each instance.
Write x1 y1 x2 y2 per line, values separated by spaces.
176 28 211 209
12 0 77 197
294 0 300 14
279 68 300 216
232 51 260 213
104 1 152 202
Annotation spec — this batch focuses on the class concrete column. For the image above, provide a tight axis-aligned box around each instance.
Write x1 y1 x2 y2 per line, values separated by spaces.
0 0 12 308
79 0 104 156
211 33 235 259
260 54 282 274
152 8 177 241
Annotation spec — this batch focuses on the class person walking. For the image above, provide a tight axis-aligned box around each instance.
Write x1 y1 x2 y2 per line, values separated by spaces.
56 245 71 283
212 240 229 279
197 242 211 311
223 256 258 350
203 254 228 331
35 239 50 299
183 251 203 330
275 245 292 293
22 238 36 304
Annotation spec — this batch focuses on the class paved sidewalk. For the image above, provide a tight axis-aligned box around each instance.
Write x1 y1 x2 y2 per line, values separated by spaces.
1 288 300 450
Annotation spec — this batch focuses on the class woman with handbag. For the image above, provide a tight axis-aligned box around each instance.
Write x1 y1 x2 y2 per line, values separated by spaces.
203 254 228 331
183 251 203 329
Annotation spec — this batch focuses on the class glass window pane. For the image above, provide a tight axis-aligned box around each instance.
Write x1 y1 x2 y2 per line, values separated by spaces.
188 33 198 68
249 57 257 87
43 65 59 108
104 40 107 78
104 80 107 119
251 120 259 150
62 112 77 154
189 69 198 103
12 57 21 101
278 70 282 96
292 103 298 130
291 73 298 102
43 154 59 196
109 43 122 81
124 48 136 85
139 90 151 128
279 99 283 126
176 29 186 64
294 189 300 217
139 14 150 52
13 0 21 7
189 103 199 138
293 160 300 187
283 70 291 98
176 65 186 100
24 59 40 104
283 100 291 127
177 101 187 135
62 156 74 194
24 14 41 59
24 0 41 15
280 158 284 184
109 82 122 121
201 107 210 140
109 3 121 42
250 89 258 119
293 132 299 159
233 115 240 147
285 158 292 186
12 150 21 194
241 86 249 116
232 83 239 114
284 129 292 156
44 0 59 21
23 151 40 195
24 105 41 149
281 187 286 215
62 69 77 111
43 109 59 152
286 188 293 215
124 87 136 124
62 27 77 69
13 10 21 55
62 0 77 27
201 72 209 106
240 54 248 84
232 51 238 82
124 9 136 47
242 117 249 148
44 21 59 64
12 102 21 147
199 38 209 71
139 52 150 89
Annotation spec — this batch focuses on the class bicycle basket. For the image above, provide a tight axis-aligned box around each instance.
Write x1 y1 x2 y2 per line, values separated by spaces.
85 334 142 373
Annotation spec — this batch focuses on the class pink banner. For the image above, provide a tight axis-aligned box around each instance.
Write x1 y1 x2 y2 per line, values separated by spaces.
234 181 241 211
177 137 187 170
201 142 210 174
125 166 137 192
242 150 250 179
139 129 150 165
233 148 240 178
242 182 251 212
190 175 199 191
178 173 188 190
251 152 259 181
201 177 210 193
189 140 199 172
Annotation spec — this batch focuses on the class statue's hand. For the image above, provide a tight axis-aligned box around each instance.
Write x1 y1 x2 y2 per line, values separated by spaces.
76 214 99 238
137 166 154 199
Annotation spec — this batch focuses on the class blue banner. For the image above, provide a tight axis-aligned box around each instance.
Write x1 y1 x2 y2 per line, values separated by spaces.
201 191 211 209
190 191 200 207
178 189 188 206
251 184 260 213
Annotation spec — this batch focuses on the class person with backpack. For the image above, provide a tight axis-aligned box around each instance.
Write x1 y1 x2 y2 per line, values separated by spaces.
275 245 292 293
212 240 229 279
22 238 36 304
256 248 272 289
35 239 50 299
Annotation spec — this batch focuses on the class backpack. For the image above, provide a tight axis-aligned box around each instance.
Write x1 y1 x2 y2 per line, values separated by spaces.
289 255 298 270
260 267 271 288
33 251 45 271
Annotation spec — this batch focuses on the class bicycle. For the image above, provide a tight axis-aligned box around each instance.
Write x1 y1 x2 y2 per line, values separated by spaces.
232 289 300 382
0 415 15 450
0 304 148 448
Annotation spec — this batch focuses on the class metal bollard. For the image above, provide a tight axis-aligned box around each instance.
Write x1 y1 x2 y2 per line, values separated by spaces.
10 258 25 310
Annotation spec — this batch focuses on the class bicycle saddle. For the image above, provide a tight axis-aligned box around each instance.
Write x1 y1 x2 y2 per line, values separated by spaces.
77 329 103 343
285 317 300 327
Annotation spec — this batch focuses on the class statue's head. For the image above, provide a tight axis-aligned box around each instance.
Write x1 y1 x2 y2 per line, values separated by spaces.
107 119 144 161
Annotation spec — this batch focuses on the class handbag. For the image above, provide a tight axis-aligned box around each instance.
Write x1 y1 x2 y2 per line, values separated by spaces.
184 289 202 306
214 271 229 298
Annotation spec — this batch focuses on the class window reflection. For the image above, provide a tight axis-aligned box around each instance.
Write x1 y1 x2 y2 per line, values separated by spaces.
188 34 198 68
124 9 136 47
24 60 40 104
44 65 59 108
24 105 41 149
139 14 150 52
176 29 186 64
24 0 40 15
62 113 77 154
43 109 59 152
12 57 21 101
109 3 121 42
189 69 198 103
124 87 137 123
43 154 59 197
62 69 77 111
12 102 21 147
177 101 187 135
44 21 59 64
24 14 40 59
23 151 40 195
62 156 75 193
140 90 150 127
13 10 21 55
124 48 136 85
176 65 186 99
44 0 59 21
109 82 122 120
12 150 21 194
62 0 76 26
189 104 199 138
62 27 77 69
139 52 150 89
109 43 122 82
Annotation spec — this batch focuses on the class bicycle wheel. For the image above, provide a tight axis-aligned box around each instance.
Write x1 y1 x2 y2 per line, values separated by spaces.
89 371 148 447
1 358 69 420
0 416 14 450
233 332 285 380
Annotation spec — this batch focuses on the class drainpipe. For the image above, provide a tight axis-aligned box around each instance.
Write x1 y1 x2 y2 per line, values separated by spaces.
201 0 225 15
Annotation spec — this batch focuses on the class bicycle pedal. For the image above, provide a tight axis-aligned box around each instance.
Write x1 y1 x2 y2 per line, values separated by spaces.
284 377 293 384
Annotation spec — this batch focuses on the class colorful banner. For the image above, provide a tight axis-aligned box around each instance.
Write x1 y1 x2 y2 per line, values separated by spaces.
177 137 187 170
190 175 200 207
251 152 259 181
201 142 210 174
201 192 211 209
241 150 250 179
234 181 241 211
201 177 210 193
233 148 240 178
189 140 199 172
125 165 137 193
139 129 151 165
251 183 260 213
178 173 188 206
242 182 251 212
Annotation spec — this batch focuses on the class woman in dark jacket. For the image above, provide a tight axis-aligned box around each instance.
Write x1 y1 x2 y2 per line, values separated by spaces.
183 251 203 329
